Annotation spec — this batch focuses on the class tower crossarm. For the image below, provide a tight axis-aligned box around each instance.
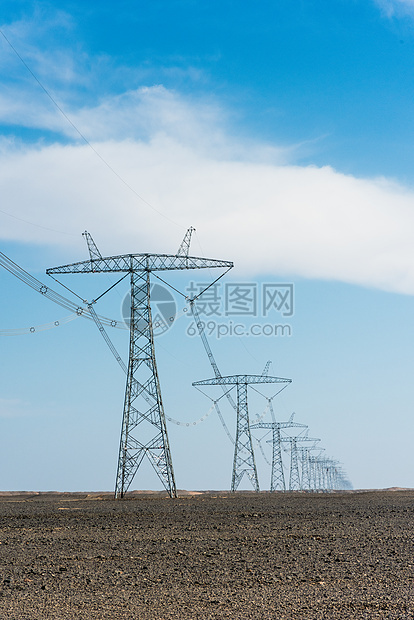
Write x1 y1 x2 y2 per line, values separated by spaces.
279 436 320 444
47 254 233 275
297 445 323 453
193 374 292 387
309 448 326 457
250 421 307 430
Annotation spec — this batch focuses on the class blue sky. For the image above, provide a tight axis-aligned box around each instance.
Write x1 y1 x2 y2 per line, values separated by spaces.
1 0 414 491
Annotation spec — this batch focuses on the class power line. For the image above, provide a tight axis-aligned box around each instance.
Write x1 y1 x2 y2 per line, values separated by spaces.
0 207 78 237
0 28 184 230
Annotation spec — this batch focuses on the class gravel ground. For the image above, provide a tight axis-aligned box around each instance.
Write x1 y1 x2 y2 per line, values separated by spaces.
0 490 414 619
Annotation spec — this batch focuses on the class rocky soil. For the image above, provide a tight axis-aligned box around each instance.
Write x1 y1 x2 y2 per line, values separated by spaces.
0 490 413 619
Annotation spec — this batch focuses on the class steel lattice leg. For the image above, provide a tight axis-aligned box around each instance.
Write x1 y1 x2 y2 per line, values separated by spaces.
289 438 301 491
231 382 259 492
115 271 176 498
270 427 286 491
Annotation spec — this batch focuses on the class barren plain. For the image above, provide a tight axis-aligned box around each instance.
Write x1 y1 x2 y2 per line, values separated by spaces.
0 490 413 619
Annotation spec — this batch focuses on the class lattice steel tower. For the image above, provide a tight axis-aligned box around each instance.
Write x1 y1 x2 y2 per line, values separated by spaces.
193 374 291 491
251 415 306 491
47 230 233 498
277 435 320 491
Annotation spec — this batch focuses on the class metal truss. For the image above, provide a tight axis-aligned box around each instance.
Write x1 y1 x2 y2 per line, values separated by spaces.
177 226 196 256
48 253 232 275
193 374 291 492
289 438 301 491
232 381 259 491
251 418 306 492
82 231 102 261
265 433 320 491
286 436 320 491
194 374 291 387
271 426 285 491
47 233 233 498
115 269 176 497
297 446 321 491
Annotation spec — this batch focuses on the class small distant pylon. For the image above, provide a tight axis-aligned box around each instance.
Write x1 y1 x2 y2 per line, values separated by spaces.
309 450 326 491
298 446 317 490
266 434 320 491
287 436 320 491
251 415 306 492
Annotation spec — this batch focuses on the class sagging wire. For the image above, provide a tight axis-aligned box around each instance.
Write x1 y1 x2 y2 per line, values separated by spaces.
0 313 79 336
166 402 215 427
47 273 86 303
194 385 235 443
255 436 272 467
0 28 184 231
0 250 127 330
84 296 219 427
86 304 128 375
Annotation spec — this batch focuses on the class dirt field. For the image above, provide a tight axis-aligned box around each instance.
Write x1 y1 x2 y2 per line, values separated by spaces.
0 490 413 619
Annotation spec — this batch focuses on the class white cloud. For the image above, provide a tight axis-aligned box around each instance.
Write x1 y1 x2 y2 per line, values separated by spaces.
68 86 294 163
1 86 414 295
375 0 414 16
0 9 413 294
0 10 128 129
0 12 220 135
0 9 78 83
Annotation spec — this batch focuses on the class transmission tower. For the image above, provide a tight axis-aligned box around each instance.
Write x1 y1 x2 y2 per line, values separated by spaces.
288 435 320 490
251 415 306 492
319 457 341 492
297 445 322 491
266 434 320 491
329 460 339 490
193 374 291 491
334 466 352 490
309 450 326 491
47 229 233 498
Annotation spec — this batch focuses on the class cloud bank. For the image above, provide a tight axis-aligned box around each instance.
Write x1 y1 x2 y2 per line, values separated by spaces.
1 85 414 295
1 8 414 296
